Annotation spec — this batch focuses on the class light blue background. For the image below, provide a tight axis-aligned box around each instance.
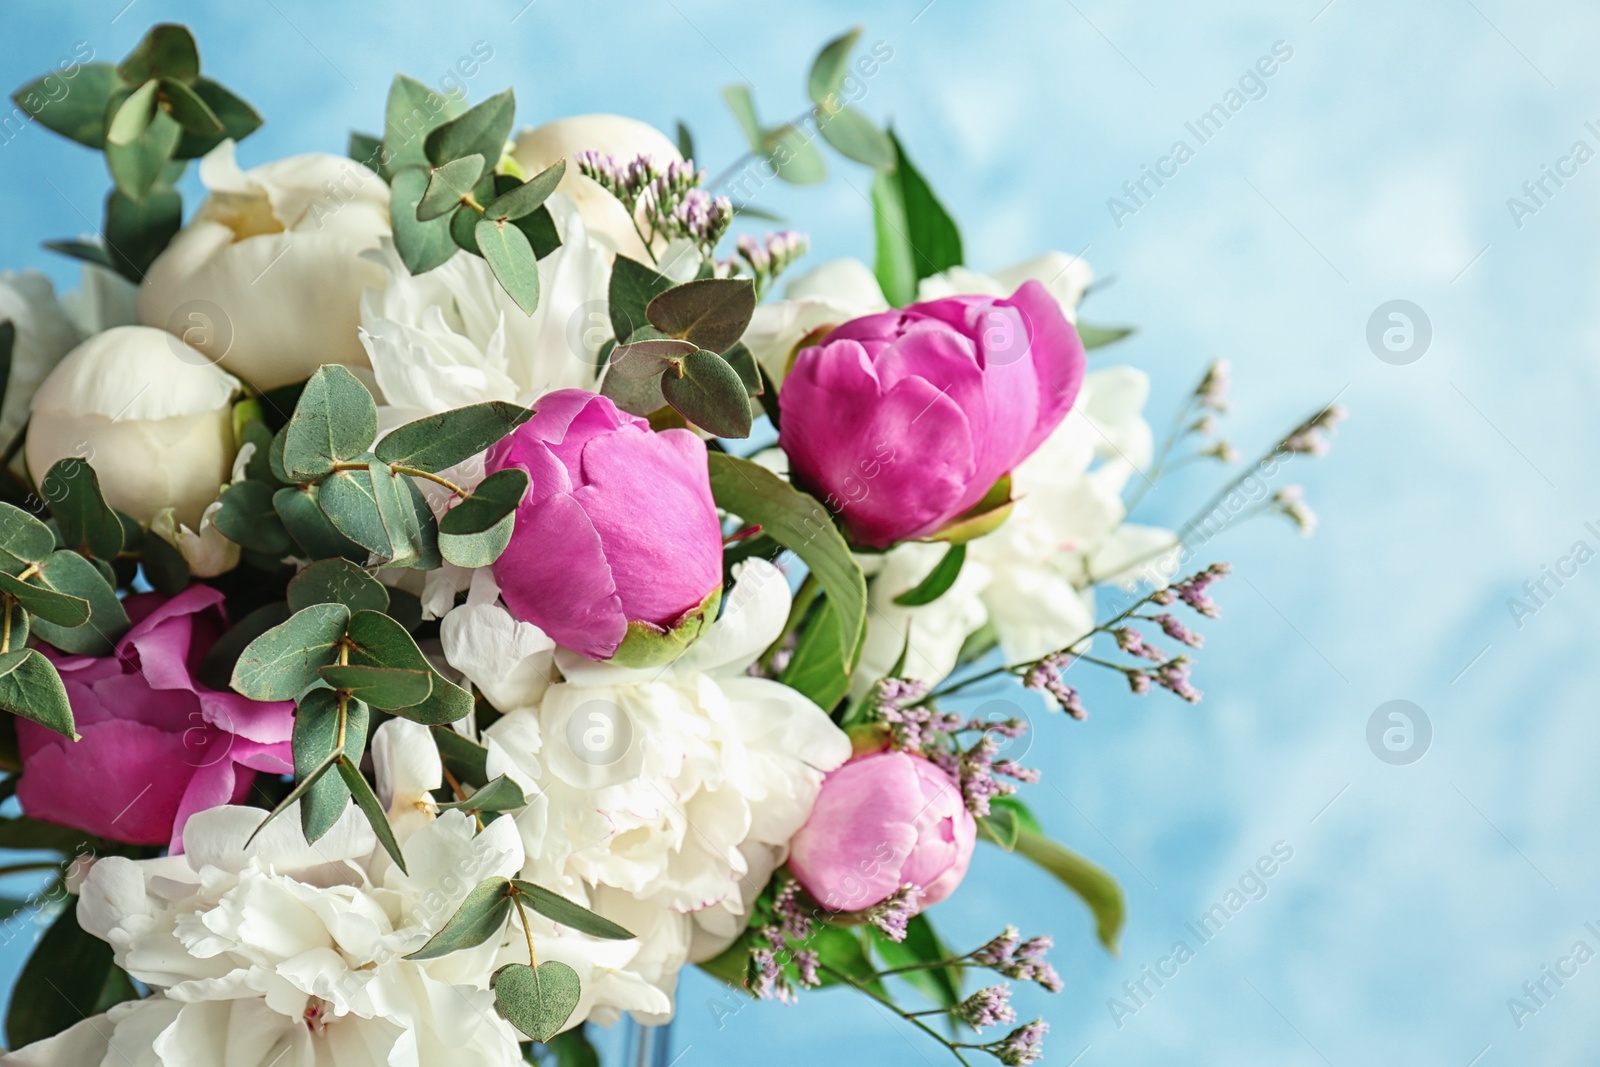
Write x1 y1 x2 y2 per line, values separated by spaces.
4 2 1598 1064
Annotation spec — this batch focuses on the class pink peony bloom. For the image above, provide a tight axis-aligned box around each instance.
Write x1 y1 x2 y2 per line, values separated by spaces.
778 281 1086 548
15 586 293 850
485 389 723 661
787 749 977 912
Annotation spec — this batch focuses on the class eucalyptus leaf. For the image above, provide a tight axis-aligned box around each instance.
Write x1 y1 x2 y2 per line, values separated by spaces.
11 64 119 149
293 688 371 843
104 185 182 282
248 748 341 848
213 480 293 556
26 550 130 656
319 664 432 710
274 485 368 562
140 526 189 596
1077 321 1135 350
337 755 407 872
512 204 562 259
159 78 222 135
318 467 392 559
0 649 75 740
608 338 697 381
511 880 635 941
721 85 764 151
174 78 261 158
424 88 514 168
600 365 666 418
438 466 528 569
0 502 58 572
383 73 465 175
417 154 485 221
807 26 863 106
645 279 756 352
0 569 87 630
762 125 826 185
438 774 526 814
660 350 753 439
608 256 675 345
492 961 581 1043
105 79 159 147
117 24 200 84
198 603 290 690
450 202 482 255
391 166 459 275
407 877 513 960
375 401 531 473
483 159 566 221
41 459 122 560
282 365 378 479
818 104 895 169
230 602 350 702
41 240 114 270
105 108 182 201
476 218 540 315
434 726 490 786
287 559 389 614
345 610 475 725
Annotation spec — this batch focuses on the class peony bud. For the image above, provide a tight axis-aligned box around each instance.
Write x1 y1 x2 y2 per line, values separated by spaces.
138 142 390 391
511 114 682 262
484 389 723 664
26 326 240 527
787 750 977 912
778 281 1086 549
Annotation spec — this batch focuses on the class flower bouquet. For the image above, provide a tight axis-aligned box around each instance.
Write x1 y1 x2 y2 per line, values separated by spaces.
0 23 1341 1066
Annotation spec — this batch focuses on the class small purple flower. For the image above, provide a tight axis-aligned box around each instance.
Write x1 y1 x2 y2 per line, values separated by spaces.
1023 653 1087 720
993 1019 1049 1065
795 949 821 988
1115 627 1166 662
867 884 925 943
955 984 1017 1032
972 926 1022 968
1154 613 1204 648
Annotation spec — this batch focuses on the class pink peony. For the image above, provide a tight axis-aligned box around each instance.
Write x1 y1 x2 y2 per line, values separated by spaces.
787 749 977 912
15 586 293 849
778 281 1085 549
485 389 724 661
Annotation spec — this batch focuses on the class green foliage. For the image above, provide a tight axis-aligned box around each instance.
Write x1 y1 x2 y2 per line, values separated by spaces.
646 278 756 352
872 130 963 306
293 687 371 842
659 350 753 439
407 877 514 960
0 649 76 740
6 905 135 1049
1078 321 1136 350
438 468 528 569
608 256 676 344
230 602 350 702
476 218 541 315
510 880 635 941
982 798 1125 952
287 559 390 614
437 774 526 815
493 961 582 1043
41 459 121 561
892 543 966 606
870 914 962 1011
25 551 129 655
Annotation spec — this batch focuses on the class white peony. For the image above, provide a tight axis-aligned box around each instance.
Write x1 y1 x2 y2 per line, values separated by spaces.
0 719 670 1065
26 325 240 527
0 272 82 455
510 115 682 263
358 196 609 430
138 142 391 391
454 558 852 1020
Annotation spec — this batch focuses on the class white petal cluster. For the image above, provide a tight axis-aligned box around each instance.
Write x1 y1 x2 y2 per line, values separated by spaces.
447 559 853 1022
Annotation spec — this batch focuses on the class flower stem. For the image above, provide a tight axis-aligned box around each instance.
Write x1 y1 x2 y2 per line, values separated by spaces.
511 891 538 968
385 465 470 497
817 964 974 1066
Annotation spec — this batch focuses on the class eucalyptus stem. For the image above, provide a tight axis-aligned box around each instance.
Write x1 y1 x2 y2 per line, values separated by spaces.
817 964 974 1066
511 891 538 968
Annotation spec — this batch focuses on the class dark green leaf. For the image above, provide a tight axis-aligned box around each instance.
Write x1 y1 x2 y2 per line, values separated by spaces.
104 184 182 282
343 611 468 723
117 24 200 84
349 131 383 170
438 467 527 569
173 78 262 159
230 602 350 702
282 365 378 480
892 543 966 607
976 803 1022 852
418 154 485 221
248 747 341 847
675 120 695 162
105 109 182 201
546 1028 602 1067
476 218 540 315
1004 811 1124 953
42 240 114 270
239 420 280 486
512 204 562 259
723 342 763 396
873 131 962 306
721 85 763 151
818 105 895 169
274 485 368 562
407 876 513 960
810 925 888 996
608 338 697 381
493 961 581 1043
0 569 87 630
376 401 532 473
140 526 189 595
1077 321 1135 350
600 365 666 417
0 502 57 572
484 159 565 221
608 256 675 345
434 726 490 786
338 754 407 872
398 476 442 571
319 664 432 709
660 350 753 439
450 202 482 255
438 774 526 814
779 596 862 711
287 559 389 613
511 880 634 940
383 74 465 175
0 649 74 740
319 467 391 558
0 596 30 654
11 64 119 149
763 125 826 185
5 905 115 1048
24 551 129 654
391 166 459 275
159 78 222 135
213 480 293 556
707 454 867 699
808 26 862 105
425 88 514 168
646 278 756 352
41 459 122 560
293 687 371 842
198 602 290 690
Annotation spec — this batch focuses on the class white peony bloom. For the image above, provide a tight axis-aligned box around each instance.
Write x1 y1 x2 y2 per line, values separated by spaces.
510 115 682 263
851 542 993 700
138 142 391 391
475 558 852 1021
150 501 240 578
916 250 1095 322
0 271 84 454
26 325 240 527
0 719 668 1065
358 196 609 429
742 257 888 390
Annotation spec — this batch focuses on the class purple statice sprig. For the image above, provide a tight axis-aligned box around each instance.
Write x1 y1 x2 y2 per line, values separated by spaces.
729 229 809 297
978 1019 1049 1066
573 150 732 257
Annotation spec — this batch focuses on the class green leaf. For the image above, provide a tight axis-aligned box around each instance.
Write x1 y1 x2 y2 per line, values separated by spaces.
376 401 532 473
105 109 182 201
600 366 666 418
398 475 443 571
0 595 30 654
425 88 515 168
141 526 189 596
476 218 540 315
0 569 87 630
511 880 635 941
483 159 566 221
349 130 382 169
438 467 528 569
707 455 867 696
287 559 389 614
1077 321 1135 350
608 338 698 381
723 341 763 396
0 502 58 573
779 596 864 711
293 688 371 842
5 905 118 1049
25 551 129 655
338 754 407 872
660 350 754 439
819 105 895 169
434 726 490 786
872 130 962 305
892 543 966 607
105 79 160 147
230 602 350 702
42 240 114 270
810 925 888 996
41 459 122 560
104 184 183 282
0 649 75 740
249 746 341 848
117 24 200 84
391 166 459 275
345 609 472 724
438 774 526 814
646 278 756 352
808 26 863 105
450 202 483 255
407 877 513 960
675 120 695 161
870 914 962 1012
493 961 582 1043
360 462 436 569
319 664 432 710
318 467 391 558
721 85 764 151
609 256 675 344
174 78 261 158
11 64 119 149
282 365 378 480
274 485 368 562
513 204 562 259
1004 813 1125 953
197 602 289 690
546 1028 602 1067
383 74 466 175
213 480 293 556
417 154 486 222
159 78 222 135
763 125 827 185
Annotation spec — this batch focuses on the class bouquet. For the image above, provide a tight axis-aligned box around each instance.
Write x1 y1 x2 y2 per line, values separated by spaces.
0 24 1342 1066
